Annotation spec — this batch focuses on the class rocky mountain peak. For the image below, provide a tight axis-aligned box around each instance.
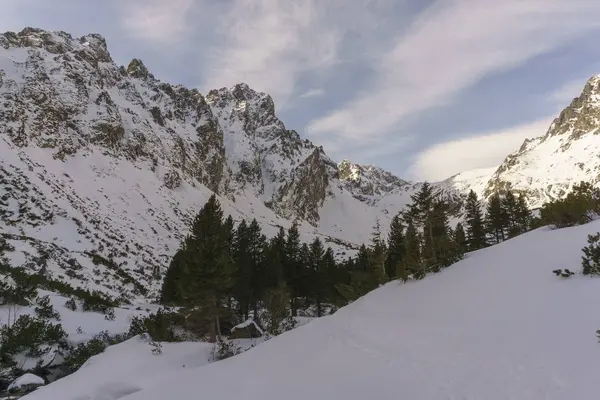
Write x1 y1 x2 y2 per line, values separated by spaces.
126 58 151 80
544 74 600 142
1 28 112 63
478 74 600 207
338 159 410 199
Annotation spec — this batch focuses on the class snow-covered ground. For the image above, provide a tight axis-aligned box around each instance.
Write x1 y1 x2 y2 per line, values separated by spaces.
25 219 600 399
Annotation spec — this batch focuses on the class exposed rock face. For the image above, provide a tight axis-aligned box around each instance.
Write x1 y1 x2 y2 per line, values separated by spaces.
1 28 426 301
338 159 410 201
478 75 600 207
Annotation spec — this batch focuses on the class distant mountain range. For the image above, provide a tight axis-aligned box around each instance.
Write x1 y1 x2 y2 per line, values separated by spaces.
2 27 598 301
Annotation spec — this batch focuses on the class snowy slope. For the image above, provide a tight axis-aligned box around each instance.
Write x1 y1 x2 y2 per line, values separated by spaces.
0 28 405 301
26 220 600 400
450 75 600 206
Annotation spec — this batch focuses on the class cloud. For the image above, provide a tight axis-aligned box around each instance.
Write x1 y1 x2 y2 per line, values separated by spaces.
299 88 325 99
409 117 554 182
307 0 600 146
200 0 400 105
200 0 341 104
119 0 195 44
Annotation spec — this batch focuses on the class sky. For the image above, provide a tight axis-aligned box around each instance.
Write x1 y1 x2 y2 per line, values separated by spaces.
3 0 600 182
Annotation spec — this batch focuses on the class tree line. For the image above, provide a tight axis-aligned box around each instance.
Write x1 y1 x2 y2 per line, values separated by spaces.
159 185 542 342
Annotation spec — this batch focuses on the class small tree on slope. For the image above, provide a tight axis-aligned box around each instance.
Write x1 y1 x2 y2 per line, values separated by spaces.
581 233 600 275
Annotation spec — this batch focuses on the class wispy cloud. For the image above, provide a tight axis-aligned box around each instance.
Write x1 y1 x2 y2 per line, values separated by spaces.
409 117 553 182
201 0 340 104
119 0 195 44
307 0 600 147
299 88 325 99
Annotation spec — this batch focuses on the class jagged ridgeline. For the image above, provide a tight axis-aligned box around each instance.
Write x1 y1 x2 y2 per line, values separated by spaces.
2 27 464 303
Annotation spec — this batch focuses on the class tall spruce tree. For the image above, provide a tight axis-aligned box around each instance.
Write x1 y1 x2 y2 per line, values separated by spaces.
284 222 302 316
515 193 532 234
401 221 422 280
427 199 458 271
177 194 233 342
160 247 185 305
232 220 252 319
264 227 286 289
369 218 387 285
501 189 519 238
246 219 267 317
464 190 487 250
385 214 405 279
486 193 505 244
454 223 467 254
308 238 326 316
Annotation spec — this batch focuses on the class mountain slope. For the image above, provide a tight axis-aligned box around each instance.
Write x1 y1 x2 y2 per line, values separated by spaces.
26 219 600 400
444 75 600 207
1 28 426 302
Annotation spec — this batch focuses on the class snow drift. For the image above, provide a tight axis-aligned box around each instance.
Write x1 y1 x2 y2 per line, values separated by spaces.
25 220 600 400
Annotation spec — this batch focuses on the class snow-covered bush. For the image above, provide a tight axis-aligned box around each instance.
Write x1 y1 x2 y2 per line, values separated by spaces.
35 295 61 320
213 338 241 361
581 233 600 275
103 307 115 321
149 341 163 355
0 315 67 368
128 309 182 342
64 297 77 311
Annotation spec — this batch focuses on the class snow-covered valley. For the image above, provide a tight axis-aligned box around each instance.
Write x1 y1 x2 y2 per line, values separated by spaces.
2 25 600 399
23 218 600 400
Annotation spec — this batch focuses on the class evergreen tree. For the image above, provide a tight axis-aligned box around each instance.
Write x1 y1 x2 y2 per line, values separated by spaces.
486 193 505 244
232 220 252 319
308 238 326 316
501 190 519 238
176 195 233 342
401 222 422 280
355 245 370 272
427 199 459 271
246 218 267 317
262 281 291 334
464 190 487 250
368 219 387 286
160 247 185 305
264 227 286 289
454 223 467 254
284 222 302 316
515 193 532 234
385 214 405 279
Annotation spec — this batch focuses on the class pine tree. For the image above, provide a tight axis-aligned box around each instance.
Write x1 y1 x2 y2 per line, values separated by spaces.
515 193 532 234
369 218 387 285
262 281 291 334
385 214 405 279
464 190 487 250
355 245 370 272
308 238 326 316
401 222 422 280
232 220 252 319
246 219 267 317
501 189 519 238
159 247 185 305
177 194 233 342
427 199 458 271
486 193 505 244
454 223 467 254
264 227 286 289
284 222 302 316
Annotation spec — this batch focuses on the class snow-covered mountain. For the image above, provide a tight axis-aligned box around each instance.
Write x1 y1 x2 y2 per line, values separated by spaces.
25 218 600 400
3 27 600 303
0 28 434 302
443 74 600 207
